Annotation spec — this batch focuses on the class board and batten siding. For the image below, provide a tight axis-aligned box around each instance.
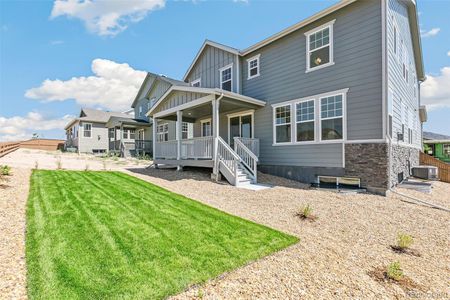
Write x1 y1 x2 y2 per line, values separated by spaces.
386 0 421 148
185 45 238 93
240 0 383 167
152 91 209 114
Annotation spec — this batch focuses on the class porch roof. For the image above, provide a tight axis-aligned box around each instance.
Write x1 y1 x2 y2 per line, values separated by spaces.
147 86 265 118
105 116 151 128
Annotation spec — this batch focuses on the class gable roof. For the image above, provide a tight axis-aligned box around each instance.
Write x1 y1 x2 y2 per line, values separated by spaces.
131 72 157 108
182 40 240 81
65 108 132 129
182 0 425 81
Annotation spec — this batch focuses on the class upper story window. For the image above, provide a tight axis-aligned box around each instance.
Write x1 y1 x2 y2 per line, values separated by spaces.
191 78 201 87
139 106 143 117
219 64 232 91
149 97 156 109
83 123 92 138
247 55 260 79
305 19 335 72
320 94 343 141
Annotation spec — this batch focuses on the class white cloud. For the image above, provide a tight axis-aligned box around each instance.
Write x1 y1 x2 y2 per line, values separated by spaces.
420 28 440 38
447 51 450 57
0 112 73 141
50 0 165 36
25 58 147 111
233 0 248 3
421 66 450 110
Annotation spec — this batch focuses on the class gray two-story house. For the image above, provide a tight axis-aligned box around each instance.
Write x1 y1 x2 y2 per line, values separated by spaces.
143 0 425 194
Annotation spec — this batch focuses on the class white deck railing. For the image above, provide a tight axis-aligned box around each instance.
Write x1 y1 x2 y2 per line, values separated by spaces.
155 140 177 159
217 137 240 182
235 137 260 157
181 136 213 159
234 137 258 182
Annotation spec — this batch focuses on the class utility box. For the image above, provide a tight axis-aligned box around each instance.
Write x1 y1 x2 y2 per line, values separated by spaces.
412 166 438 180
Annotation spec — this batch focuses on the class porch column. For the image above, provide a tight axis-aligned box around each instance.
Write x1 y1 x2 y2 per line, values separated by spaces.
176 110 183 171
212 98 220 176
153 118 157 168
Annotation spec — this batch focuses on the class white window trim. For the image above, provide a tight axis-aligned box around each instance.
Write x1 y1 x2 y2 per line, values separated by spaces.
304 19 335 73
272 88 348 146
156 123 169 142
191 78 201 87
318 93 346 142
227 110 255 144
246 54 260 80
272 105 292 145
200 118 212 137
219 63 233 91
294 99 317 143
82 122 92 138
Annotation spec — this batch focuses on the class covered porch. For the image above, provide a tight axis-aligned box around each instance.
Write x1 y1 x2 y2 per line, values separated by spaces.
105 117 152 157
148 87 265 185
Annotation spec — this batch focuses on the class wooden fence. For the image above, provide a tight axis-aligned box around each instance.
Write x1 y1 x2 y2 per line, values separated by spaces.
0 142 21 158
420 152 450 183
20 139 65 151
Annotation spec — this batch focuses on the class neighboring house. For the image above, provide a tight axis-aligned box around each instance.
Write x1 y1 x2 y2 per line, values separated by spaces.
140 0 426 194
423 132 450 163
65 108 134 154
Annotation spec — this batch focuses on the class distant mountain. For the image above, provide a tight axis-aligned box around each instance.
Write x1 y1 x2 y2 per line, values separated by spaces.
423 131 450 140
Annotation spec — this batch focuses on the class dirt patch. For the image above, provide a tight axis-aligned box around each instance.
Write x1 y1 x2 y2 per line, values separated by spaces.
390 246 422 257
368 266 424 293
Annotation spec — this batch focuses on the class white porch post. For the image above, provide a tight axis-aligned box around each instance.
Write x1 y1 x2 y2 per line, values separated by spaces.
176 110 183 171
152 118 157 168
212 98 220 176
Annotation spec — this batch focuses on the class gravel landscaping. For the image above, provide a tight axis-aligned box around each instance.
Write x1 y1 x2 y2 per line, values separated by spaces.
1 149 449 299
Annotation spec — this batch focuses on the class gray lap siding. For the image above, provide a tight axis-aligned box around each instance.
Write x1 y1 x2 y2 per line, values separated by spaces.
241 0 383 169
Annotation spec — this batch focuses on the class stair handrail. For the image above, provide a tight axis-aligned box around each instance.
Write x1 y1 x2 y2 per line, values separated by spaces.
234 137 258 182
216 137 240 183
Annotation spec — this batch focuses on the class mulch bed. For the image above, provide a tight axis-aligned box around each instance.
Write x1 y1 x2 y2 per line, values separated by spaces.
390 246 422 257
368 267 424 293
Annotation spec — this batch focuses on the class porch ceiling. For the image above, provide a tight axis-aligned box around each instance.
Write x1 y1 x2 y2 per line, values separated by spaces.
157 96 262 121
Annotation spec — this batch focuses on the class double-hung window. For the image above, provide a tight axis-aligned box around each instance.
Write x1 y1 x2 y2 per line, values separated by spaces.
108 128 115 139
182 122 193 139
305 20 335 72
220 64 232 91
130 129 136 140
83 123 92 138
274 105 291 143
296 100 315 142
201 119 212 137
247 55 260 79
157 123 168 142
139 106 143 117
123 129 128 139
320 94 343 140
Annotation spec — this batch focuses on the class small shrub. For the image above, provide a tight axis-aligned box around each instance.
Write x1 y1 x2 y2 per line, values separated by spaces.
1 165 11 176
84 164 89 171
397 233 413 250
387 261 403 281
102 161 107 170
296 204 317 221
34 161 39 170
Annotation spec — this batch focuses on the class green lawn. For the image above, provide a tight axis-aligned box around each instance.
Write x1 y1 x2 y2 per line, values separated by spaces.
26 170 298 299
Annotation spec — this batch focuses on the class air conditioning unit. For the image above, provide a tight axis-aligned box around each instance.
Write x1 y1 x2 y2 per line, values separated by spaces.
412 166 438 180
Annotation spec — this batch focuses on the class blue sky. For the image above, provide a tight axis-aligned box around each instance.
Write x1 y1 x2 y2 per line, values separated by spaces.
0 0 449 141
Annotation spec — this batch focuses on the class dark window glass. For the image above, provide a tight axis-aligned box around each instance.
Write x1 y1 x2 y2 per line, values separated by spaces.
222 80 231 91
297 122 314 142
310 46 330 69
321 118 342 140
276 124 291 143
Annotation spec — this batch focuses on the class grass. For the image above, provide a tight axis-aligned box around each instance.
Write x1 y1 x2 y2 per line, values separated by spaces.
26 170 298 299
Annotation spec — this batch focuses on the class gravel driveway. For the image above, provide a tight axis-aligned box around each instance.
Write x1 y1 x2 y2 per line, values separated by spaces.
1 149 449 299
